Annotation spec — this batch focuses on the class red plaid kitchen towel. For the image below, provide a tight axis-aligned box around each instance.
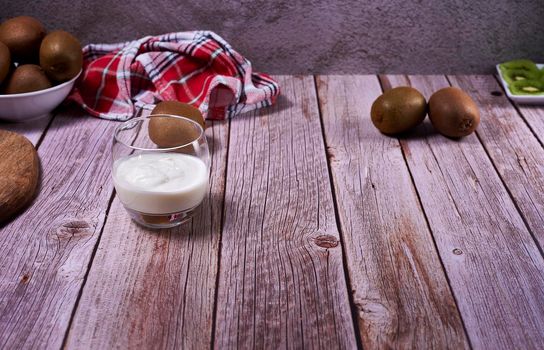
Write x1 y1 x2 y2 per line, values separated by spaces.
68 31 280 120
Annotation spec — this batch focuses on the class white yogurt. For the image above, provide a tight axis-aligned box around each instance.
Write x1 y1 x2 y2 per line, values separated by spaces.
113 153 208 214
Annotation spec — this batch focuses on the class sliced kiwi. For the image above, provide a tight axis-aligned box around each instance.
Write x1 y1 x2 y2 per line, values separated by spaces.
4 64 51 94
499 59 539 74
509 80 544 95
502 69 540 85
39 31 83 82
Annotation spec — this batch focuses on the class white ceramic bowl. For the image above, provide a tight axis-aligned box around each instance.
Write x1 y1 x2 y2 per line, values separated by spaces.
0 69 82 122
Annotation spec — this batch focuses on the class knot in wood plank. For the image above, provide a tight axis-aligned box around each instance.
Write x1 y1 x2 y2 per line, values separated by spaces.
54 219 93 240
314 234 339 248
355 299 391 319
63 220 90 229
20 274 31 284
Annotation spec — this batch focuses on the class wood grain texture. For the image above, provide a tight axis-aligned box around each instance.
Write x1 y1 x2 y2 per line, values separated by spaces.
512 98 544 146
382 75 544 349
214 76 357 349
448 75 544 249
65 120 229 349
316 75 469 349
0 114 52 145
0 130 39 223
0 110 117 349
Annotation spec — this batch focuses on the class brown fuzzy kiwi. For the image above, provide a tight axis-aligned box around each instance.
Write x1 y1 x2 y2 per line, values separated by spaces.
39 30 83 82
0 16 45 63
148 101 205 148
0 41 10 85
151 101 205 128
4 64 51 94
428 87 480 138
371 86 427 135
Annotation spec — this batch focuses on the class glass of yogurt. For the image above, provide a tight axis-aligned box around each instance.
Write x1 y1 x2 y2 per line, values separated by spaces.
112 113 210 229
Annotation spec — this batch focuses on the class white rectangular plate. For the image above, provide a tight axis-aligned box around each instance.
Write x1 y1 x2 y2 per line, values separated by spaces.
496 63 544 105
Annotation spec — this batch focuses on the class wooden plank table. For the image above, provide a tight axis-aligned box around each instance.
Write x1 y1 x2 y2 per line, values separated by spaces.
1 75 543 349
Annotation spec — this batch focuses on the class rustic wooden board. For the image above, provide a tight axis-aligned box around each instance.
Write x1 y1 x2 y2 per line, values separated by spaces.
214 76 357 348
0 110 117 349
381 75 544 349
316 75 469 349
448 75 544 249
65 120 229 349
508 97 544 146
0 130 39 223
0 114 52 145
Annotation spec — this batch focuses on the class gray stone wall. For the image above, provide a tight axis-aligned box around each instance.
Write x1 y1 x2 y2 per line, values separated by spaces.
4 0 543 73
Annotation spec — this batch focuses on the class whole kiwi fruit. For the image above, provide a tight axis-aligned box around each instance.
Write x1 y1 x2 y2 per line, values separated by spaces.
371 86 427 135
0 41 10 84
4 64 51 94
151 101 205 128
39 30 83 82
0 16 45 63
149 101 205 148
428 87 480 138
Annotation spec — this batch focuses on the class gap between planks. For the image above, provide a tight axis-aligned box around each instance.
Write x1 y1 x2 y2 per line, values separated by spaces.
448 75 544 254
491 74 544 150
213 76 358 349
0 109 120 349
313 75 364 349
378 75 473 347
381 74 544 349
60 108 144 349
64 114 229 349
2 74 540 350
0 112 55 147
316 75 469 349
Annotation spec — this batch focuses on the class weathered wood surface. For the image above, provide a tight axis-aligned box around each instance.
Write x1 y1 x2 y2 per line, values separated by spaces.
513 98 544 146
449 75 544 249
382 75 544 349
0 114 52 146
0 110 117 349
316 75 469 349
214 76 357 349
66 120 229 349
2 74 544 350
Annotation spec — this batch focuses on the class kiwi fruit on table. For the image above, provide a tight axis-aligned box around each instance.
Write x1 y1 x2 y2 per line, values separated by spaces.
151 101 205 128
499 59 539 74
4 64 51 94
428 87 480 138
371 86 427 135
502 69 541 85
39 30 83 82
0 16 45 63
509 80 544 95
0 41 11 85
149 101 205 148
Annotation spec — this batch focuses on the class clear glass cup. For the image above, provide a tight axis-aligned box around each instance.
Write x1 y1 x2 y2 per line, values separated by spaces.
112 113 210 229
